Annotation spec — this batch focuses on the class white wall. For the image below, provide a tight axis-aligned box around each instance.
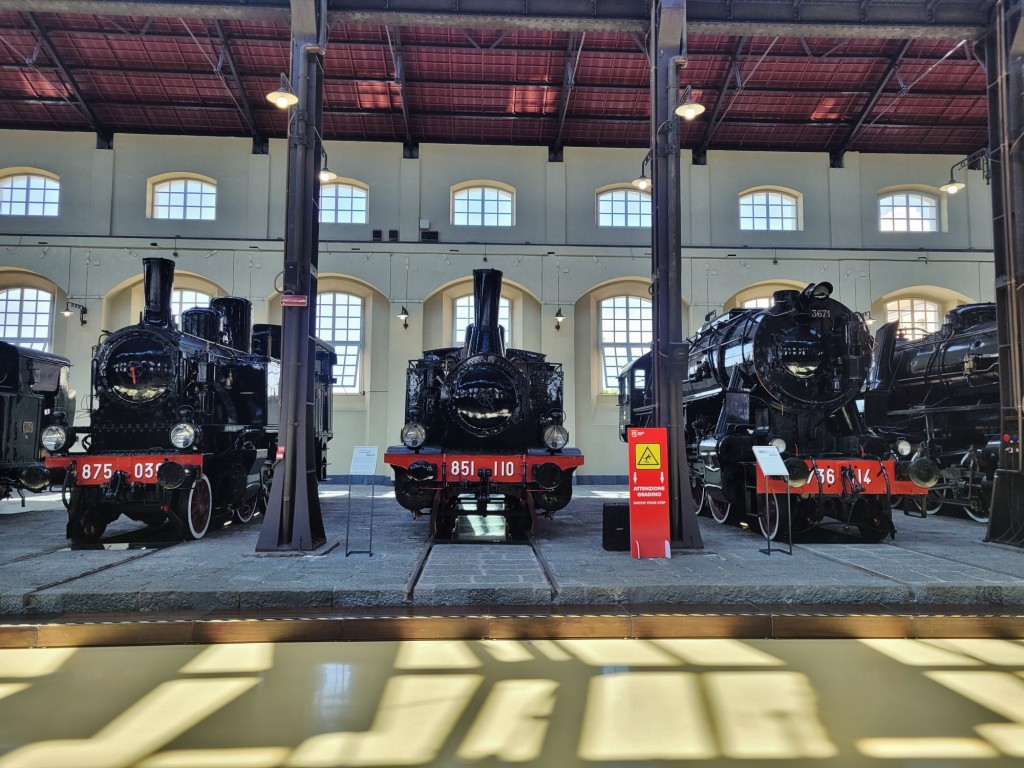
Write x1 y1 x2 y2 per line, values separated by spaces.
0 130 996 479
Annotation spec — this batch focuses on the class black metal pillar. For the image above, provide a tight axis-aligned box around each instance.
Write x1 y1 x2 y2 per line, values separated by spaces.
650 0 703 548
257 0 327 551
984 0 1024 547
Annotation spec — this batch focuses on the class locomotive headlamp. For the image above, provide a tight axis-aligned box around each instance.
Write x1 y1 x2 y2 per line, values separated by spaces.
542 425 569 451
896 439 913 456
41 425 69 452
401 422 427 449
169 423 200 449
769 437 787 453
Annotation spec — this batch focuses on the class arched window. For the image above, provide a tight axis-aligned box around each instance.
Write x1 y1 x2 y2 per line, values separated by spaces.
451 184 514 227
171 289 212 327
886 297 942 339
599 295 652 392
878 192 938 232
316 292 363 393
453 295 512 347
0 287 53 350
597 188 651 228
320 181 368 224
149 175 217 220
0 172 60 217
742 297 773 309
739 188 799 231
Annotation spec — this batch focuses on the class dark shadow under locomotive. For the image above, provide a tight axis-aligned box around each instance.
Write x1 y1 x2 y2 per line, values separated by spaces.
864 303 998 523
385 268 584 539
45 257 336 544
0 342 73 502
620 283 939 541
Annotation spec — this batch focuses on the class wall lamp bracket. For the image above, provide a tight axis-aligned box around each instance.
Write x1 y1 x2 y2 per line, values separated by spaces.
62 301 87 325
941 147 991 194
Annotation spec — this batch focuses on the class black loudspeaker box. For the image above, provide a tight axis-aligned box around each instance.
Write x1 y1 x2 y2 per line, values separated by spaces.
602 502 630 551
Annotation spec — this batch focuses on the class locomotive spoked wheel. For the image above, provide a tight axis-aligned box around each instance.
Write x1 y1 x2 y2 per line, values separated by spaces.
232 485 265 524
959 452 991 524
174 475 212 540
855 499 892 542
691 481 707 516
67 486 107 545
757 494 791 543
708 496 737 525
909 486 946 516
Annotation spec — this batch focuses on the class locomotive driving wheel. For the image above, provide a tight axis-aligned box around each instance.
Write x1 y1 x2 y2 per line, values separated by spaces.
909 486 946 516
67 486 107 545
757 493 791 543
708 495 738 525
174 475 212 540
959 452 991 524
232 484 265 524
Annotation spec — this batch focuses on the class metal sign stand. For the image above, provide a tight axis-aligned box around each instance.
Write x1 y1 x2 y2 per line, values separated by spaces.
345 446 378 557
753 446 793 556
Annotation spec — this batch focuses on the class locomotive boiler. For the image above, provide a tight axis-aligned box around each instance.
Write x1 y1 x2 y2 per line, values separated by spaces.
620 282 938 541
385 268 584 539
865 303 999 522
0 342 73 501
44 257 336 544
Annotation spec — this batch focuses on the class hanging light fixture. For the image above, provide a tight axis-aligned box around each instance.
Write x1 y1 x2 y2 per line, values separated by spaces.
632 150 653 191
318 147 338 183
63 301 87 325
266 73 299 109
397 257 410 329
674 85 705 121
554 260 565 331
940 147 990 195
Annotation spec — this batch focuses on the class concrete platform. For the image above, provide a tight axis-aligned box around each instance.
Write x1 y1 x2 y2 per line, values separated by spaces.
1 485 1022 622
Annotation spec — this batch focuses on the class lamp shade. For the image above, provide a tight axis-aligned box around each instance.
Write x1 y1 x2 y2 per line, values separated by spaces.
266 74 298 109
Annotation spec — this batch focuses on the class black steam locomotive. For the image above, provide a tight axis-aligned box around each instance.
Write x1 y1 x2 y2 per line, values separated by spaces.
619 283 939 541
45 257 336 544
385 268 584 539
0 342 73 501
865 303 999 523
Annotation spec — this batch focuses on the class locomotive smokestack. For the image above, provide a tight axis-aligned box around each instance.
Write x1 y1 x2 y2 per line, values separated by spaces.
142 257 175 328
463 268 506 358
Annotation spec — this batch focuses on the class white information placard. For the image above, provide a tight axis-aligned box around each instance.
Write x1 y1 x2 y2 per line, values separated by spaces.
349 446 379 476
752 445 789 477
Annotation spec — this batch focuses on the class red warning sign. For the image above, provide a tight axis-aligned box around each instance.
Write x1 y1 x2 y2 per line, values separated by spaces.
627 427 671 559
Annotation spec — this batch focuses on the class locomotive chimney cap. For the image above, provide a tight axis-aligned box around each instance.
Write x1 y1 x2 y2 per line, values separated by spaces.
803 281 833 301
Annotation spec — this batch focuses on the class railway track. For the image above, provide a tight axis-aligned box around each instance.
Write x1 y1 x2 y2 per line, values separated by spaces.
404 531 560 601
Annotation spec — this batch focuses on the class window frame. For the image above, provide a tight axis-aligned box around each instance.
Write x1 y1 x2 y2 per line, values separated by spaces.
885 297 942 340
319 178 369 225
598 294 653 394
171 289 212 328
877 190 939 233
0 169 60 217
0 286 54 351
316 291 364 395
596 186 652 229
450 181 515 227
738 186 802 232
147 172 218 221
452 294 512 347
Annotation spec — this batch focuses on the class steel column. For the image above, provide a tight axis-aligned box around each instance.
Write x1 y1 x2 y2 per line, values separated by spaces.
650 0 702 548
256 0 327 551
